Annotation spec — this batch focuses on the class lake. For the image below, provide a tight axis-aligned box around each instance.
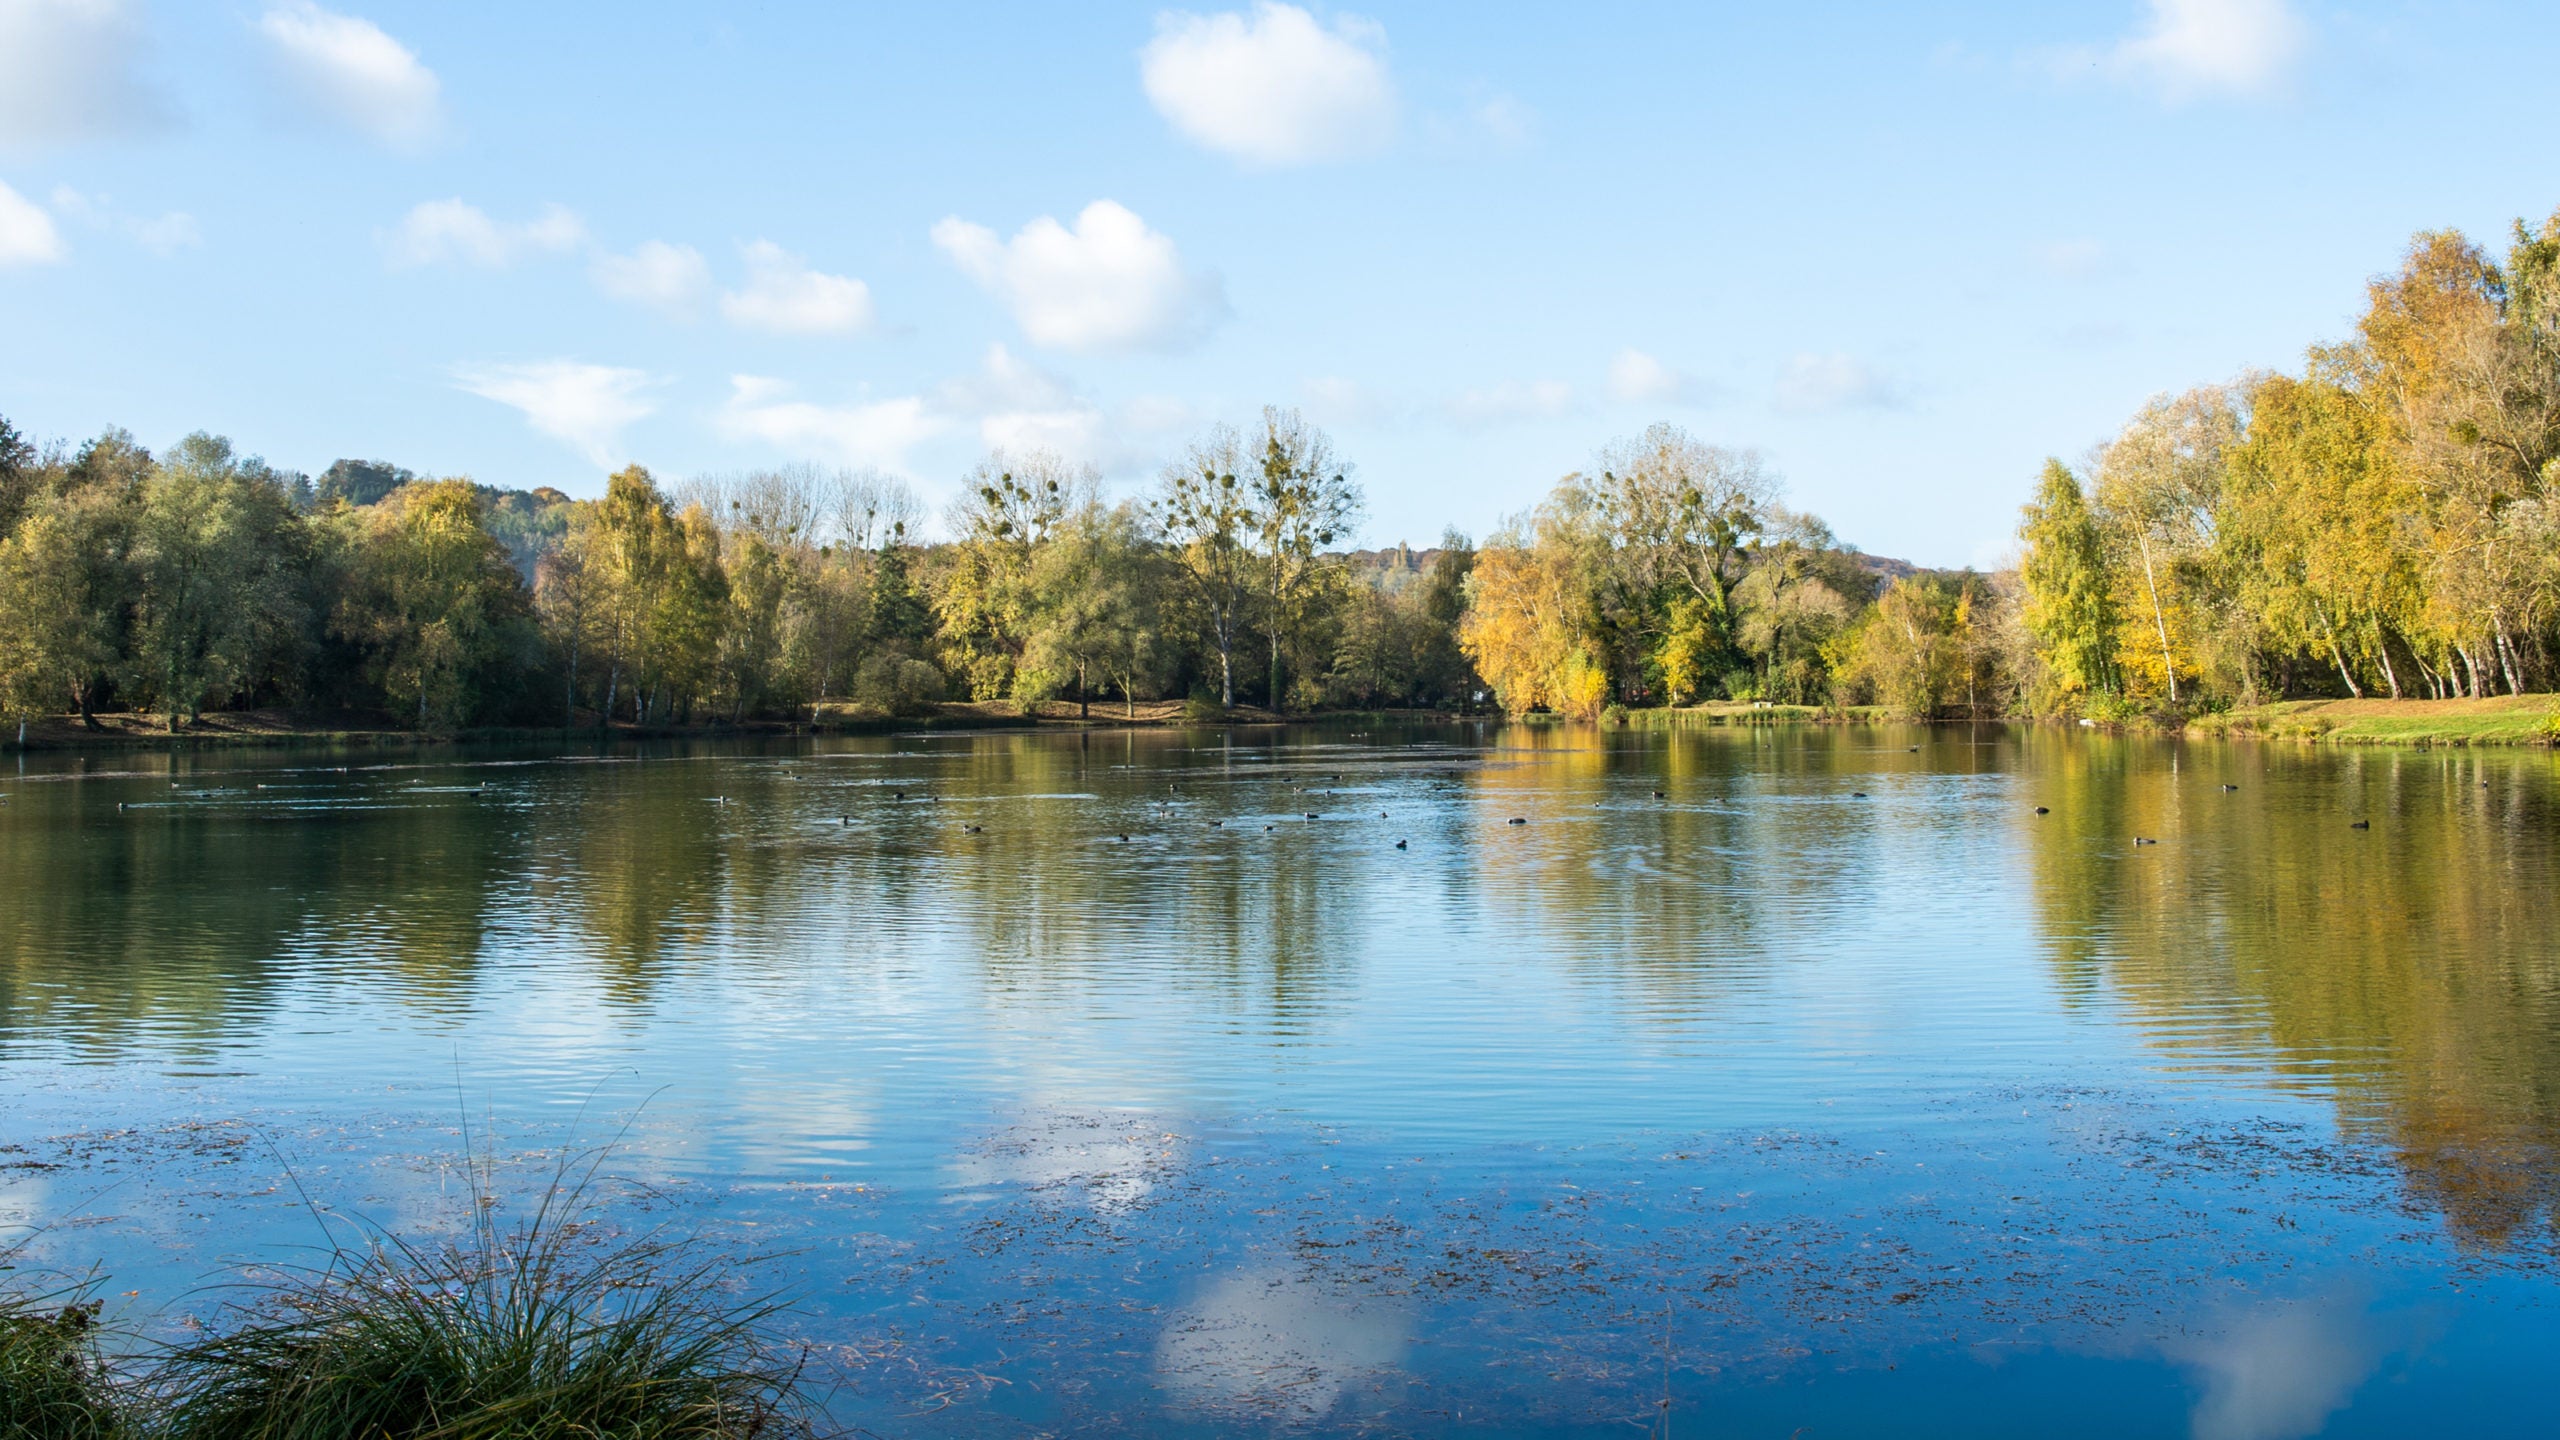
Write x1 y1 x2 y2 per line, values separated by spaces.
2 723 2555 1437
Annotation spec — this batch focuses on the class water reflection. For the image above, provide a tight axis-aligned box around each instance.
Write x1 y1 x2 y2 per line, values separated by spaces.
1156 1268 1408 1420
2020 735 2560 1248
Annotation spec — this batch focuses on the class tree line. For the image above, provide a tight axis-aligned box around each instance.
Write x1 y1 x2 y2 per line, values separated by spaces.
2010 213 2560 714
0 406 1487 733
4 210 2554 735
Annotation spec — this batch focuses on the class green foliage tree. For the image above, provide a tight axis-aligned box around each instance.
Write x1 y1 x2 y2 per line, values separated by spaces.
2016 459 2119 711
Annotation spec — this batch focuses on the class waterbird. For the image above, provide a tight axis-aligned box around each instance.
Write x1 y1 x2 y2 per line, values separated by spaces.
2134 837 2157 845
963 824 982 834
839 815 849 825
1378 811 1388 818
1117 833 1129 842
1851 791 1868 799
1210 819 1223 827
1396 839 1408 849
1263 824 1276 832
2034 806 2049 815
1652 789 1665 799
2350 819 2371 830
1506 817 1527 826
2221 784 2239 791
893 790 905 799
1305 812 1319 820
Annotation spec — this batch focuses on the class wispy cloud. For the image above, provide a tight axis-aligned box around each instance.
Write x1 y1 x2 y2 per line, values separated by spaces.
1608 348 1694 405
715 376 946 473
2046 0 2307 102
451 360 658 467
589 239 710 318
258 1 443 148
384 199 584 268
49 186 198 256
1776 353 1903 413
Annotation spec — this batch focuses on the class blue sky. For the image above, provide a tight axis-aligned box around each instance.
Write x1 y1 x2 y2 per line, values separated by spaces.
4 1 2558 565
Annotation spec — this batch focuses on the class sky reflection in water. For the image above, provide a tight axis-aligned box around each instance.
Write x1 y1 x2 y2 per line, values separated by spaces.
1 724 2555 1436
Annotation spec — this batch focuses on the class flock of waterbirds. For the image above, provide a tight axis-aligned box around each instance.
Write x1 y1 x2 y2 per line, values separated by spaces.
0 736 2425 845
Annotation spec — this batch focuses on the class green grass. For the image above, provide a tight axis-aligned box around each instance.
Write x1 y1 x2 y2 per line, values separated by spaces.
0 1262 128 1440
143 1145 817 1440
2186 695 2560 747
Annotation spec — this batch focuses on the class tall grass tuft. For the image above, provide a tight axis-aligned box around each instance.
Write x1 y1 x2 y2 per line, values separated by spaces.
149 1144 815 1440
0 1259 129 1440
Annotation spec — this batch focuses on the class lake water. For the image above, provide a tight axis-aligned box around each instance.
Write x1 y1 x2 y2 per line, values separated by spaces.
3 723 2556 1436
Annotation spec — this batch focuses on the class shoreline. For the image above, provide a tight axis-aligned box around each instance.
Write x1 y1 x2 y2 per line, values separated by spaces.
6 694 2555 754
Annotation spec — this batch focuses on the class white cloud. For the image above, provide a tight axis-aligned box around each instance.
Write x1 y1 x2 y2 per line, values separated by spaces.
1140 2 1395 166
718 240 875 335
1608 348 1692 405
385 198 584 268
451 360 657 468
0 179 66 265
1446 378 1573 427
1776 353 1903 413
590 240 709 317
934 342 1103 456
2070 0 2306 100
1302 375 1399 427
716 376 945 472
0 0 175 147
933 200 1226 352
48 185 197 255
258 2 442 148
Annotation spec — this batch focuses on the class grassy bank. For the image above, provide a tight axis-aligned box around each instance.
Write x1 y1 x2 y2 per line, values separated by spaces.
2186 695 2560 747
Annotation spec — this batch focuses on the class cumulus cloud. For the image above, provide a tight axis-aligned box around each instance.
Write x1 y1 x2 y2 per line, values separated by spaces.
932 200 1226 352
0 179 66 265
719 240 875 335
1140 2 1395 166
1608 348 1692 405
385 198 584 268
2067 0 2306 100
0 0 175 147
589 239 709 317
258 1 442 148
716 376 946 472
1776 353 1903 413
1446 378 1573 427
48 185 197 255
451 360 657 468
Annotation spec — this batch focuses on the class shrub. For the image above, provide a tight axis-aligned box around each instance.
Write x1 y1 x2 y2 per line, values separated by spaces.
0 1272 127 1440
150 1154 814 1440
851 654 944 716
1179 693 1227 723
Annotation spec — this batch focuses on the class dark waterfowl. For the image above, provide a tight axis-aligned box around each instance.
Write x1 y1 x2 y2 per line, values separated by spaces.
2034 806 2049 814
2350 819 2370 830
2134 836 2157 845
1506 817 1526 826
1394 839 1408 849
